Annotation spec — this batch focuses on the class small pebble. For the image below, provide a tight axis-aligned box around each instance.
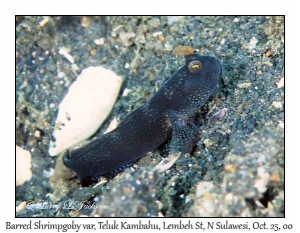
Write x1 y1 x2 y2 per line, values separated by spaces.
57 72 65 78
94 38 105 45
278 121 284 128
39 16 49 28
43 168 54 178
210 108 228 123
203 139 214 148
16 201 27 212
34 130 41 138
59 47 74 64
119 31 136 47
272 101 282 109
90 49 97 56
156 200 163 210
71 64 79 72
81 16 92 28
248 37 258 50
39 68 45 75
164 42 173 51
167 16 183 25
122 88 131 96
238 82 252 88
16 146 32 186
264 48 276 57
276 77 284 88
113 25 123 31
104 118 118 133
254 167 269 193
158 35 165 42
32 51 37 58
270 170 280 182
263 60 273 67
224 164 237 173
148 18 160 28
152 31 162 37
233 18 239 23
172 46 195 56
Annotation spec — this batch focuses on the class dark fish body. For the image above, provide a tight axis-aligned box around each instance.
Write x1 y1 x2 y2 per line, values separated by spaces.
63 53 222 186
64 106 171 185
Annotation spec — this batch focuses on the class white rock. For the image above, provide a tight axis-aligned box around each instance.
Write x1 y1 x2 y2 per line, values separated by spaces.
248 37 258 50
220 38 226 45
196 181 214 197
278 120 284 128
152 31 162 37
124 63 130 69
167 16 184 25
233 17 239 23
94 38 105 45
122 88 131 96
254 167 270 193
16 201 27 212
59 47 74 64
104 117 119 134
48 66 123 156
16 146 32 186
39 16 49 28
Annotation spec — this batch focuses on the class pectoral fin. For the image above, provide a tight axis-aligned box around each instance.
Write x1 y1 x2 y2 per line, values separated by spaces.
168 110 199 154
154 110 200 172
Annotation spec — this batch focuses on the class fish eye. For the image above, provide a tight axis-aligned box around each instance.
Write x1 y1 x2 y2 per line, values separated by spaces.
188 60 202 73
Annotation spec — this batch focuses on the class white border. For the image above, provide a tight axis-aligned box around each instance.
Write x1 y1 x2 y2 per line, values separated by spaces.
1 0 299 232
